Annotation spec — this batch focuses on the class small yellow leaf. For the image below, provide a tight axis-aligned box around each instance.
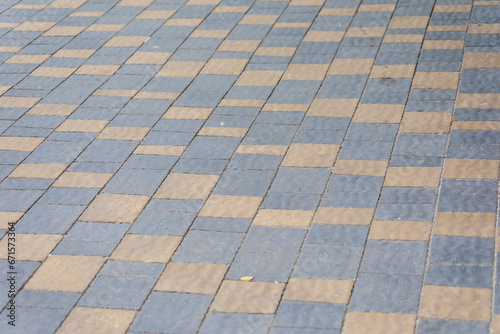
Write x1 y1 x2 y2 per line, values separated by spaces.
240 276 253 281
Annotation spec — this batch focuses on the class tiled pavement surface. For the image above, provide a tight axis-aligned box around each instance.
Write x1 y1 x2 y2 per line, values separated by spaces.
0 0 499 333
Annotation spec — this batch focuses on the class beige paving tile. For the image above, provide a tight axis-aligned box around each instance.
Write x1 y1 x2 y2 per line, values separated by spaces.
0 212 23 230
134 145 186 156
162 106 213 119
308 98 358 117
239 15 278 25
456 93 500 109
164 18 203 26
126 51 171 64
389 16 429 29
369 220 432 241
27 103 78 116
13 21 56 31
345 27 386 38
493 315 500 334
155 262 228 294
5 55 49 64
0 234 62 261
283 64 329 80
443 158 499 179
0 96 40 108
30 67 76 78
93 89 138 97
236 145 288 155
303 31 344 42
186 0 221 4
328 59 374 75
235 70 283 86
370 65 415 78
333 160 388 176
0 85 10 95
56 119 109 132
384 166 442 188
420 285 491 321
0 136 44 151
319 8 357 16
353 103 404 123
434 4 471 12
212 6 249 13
220 99 266 107
49 0 86 8
358 4 396 11
254 47 296 57
10 163 67 179
218 40 260 52
97 126 150 140
156 61 205 77
199 195 262 218
427 25 467 32
155 173 219 200
13 4 46 9
469 23 500 34
290 0 325 5
313 207 374 225
75 65 120 75
111 234 182 263
190 29 230 38
53 172 113 188
85 24 125 31
210 281 285 313
118 0 154 6
463 52 500 68
80 194 150 223
53 49 96 58
282 143 339 168
412 72 460 89
25 255 105 292
252 209 314 228
44 26 86 36
105 36 147 47
400 112 451 133
283 278 353 303
274 22 311 28
451 120 500 130
200 58 248 75
57 307 136 334
382 34 424 43
422 40 464 49
343 312 416 334
261 103 308 111
434 212 496 238
134 92 179 100
198 127 247 137
136 10 175 20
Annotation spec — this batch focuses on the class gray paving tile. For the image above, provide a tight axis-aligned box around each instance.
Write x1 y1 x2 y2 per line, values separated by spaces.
429 236 495 265
274 301 346 330
200 313 273 334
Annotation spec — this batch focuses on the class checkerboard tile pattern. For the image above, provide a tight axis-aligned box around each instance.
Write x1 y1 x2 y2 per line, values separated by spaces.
0 0 498 333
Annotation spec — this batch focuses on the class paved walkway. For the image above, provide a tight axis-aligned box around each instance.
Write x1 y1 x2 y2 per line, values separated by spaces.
0 0 499 333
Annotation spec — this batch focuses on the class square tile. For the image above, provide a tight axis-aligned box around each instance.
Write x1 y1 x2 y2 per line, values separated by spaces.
343 312 416 334
155 173 219 200
420 285 491 321
384 167 442 187
400 112 451 133
110 234 182 263
210 281 284 313
57 307 135 334
252 209 314 228
0 233 61 261
201 58 248 75
443 159 499 179
283 278 353 304
25 255 105 292
10 163 67 179
155 262 228 294
80 193 150 223
199 195 262 218
282 143 339 167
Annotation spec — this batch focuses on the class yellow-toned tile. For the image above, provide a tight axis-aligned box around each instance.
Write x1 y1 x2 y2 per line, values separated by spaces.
328 58 374 75
369 221 432 241
156 61 205 77
0 96 40 108
235 70 283 86
5 54 49 64
25 255 105 292
219 99 266 107
217 40 260 52
53 172 113 188
389 16 429 29
451 120 500 130
463 52 500 68
319 8 357 16
186 0 221 4
85 24 125 31
283 64 329 80
303 31 344 42
0 234 62 261
75 64 120 75
0 212 23 230
48 0 86 8
353 104 404 123
371 65 415 78
343 312 416 334
308 98 358 117
212 6 249 13
53 49 96 58
199 127 247 137
383 34 424 43
27 103 78 116
210 281 284 313
155 173 219 200
254 46 296 57
313 207 374 225
400 112 451 133
283 278 352 303
110 234 181 263
126 51 171 64
413 72 459 89
190 29 230 38
333 160 388 176
30 67 76 78
384 166 442 188
434 4 472 12
0 46 22 52
200 58 248 75
97 126 150 141
13 4 46 9
118 0 154 5
164 18 203 26
290 0 325 5
80 193 150 223
105 36 147 47
136 10 175 20
282 143 339 168
162 106 213 119
134 145 186 156
10 163 67 179
57 307 136 334
43 26 86 36
13 21 56 31
0 136 44 151
261 103 309 111
56 119 108 133
434 212 496 238
443 158 499 179
274 22 311 28
420 285 491 321
236 145 288 156
427 25 467 32
93 89 138 97
239 15 278 25
469 23 500 34
252 209 314 228
345 27 386 38
422 40 464 49
134 92 179 100
456 93 500 109
199 195 262 218
155 262 228 294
